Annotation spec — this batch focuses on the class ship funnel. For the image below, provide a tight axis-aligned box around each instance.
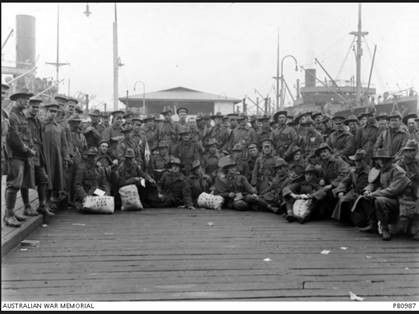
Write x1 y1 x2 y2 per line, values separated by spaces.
305 68 316 88
16 14 36 69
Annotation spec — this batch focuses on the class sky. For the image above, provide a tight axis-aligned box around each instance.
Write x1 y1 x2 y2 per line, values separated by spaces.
2 2 419 110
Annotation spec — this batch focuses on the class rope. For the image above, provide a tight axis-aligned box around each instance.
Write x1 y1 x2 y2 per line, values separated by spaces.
335 37 356 81
364 38 386 92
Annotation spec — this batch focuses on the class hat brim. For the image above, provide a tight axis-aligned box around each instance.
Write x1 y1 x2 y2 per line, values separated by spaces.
10 92 34 101
315 146 332 155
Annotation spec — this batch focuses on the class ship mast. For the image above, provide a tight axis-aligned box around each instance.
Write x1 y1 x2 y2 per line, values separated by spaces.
350 3 368 107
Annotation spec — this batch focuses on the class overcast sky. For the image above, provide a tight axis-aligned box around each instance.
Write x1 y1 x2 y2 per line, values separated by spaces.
2 3 419 110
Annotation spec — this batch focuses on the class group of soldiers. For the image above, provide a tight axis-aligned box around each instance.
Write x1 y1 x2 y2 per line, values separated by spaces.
1 83 419 241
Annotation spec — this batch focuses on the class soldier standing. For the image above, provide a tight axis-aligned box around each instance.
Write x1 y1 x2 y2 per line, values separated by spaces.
174 107 190 139
150 141 171 183
4 91 36 227
1 83 10 174
255 115 272 147
232 114 257 150
102 110 124 142
353 111 379 161
24 98 53 216
201 138 220 180
298 119 324 158
246 143 259 182
403 113 419 142
327 115 355 159
172 128 200 176
231 143 250 179
374 111 409 159
208 112 230 150
42 103 71 208
158 108 176 147
84 109 105 148
271 110 298 158
143 115 158 153
251 138 277 193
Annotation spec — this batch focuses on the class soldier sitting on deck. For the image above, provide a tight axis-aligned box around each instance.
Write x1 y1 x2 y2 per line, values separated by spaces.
188 160 212 207
331 149 370 225
156 157 195 210
111 148 156 209
395 140 419 240
354 149 410 241
282 164 329 224
213 156 262 211
73 147 110 211
258 157 290 214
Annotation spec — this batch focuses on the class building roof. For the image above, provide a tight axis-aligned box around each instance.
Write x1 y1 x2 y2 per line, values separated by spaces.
120 86 241 104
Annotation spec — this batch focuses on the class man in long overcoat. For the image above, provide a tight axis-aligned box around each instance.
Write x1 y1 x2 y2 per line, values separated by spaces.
42 103 71 205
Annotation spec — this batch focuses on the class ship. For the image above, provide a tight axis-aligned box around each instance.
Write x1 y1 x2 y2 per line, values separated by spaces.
284 4 418 118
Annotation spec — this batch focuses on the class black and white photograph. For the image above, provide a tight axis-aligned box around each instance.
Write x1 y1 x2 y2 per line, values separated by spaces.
1 2 418 311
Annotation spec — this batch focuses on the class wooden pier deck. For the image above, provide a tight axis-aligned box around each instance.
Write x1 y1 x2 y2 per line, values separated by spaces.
1 207 419 301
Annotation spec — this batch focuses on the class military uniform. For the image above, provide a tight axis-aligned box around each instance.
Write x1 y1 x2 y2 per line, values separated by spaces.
188 161 212 205
271 124 298 158
353 120 380 161
251 152 277 193
327 129 354 158
4 92 36 226
213 156 265 211
157 157 193 208
201 149 220 179
231 124 257 150
172 136 200 176
353 149 410 240
24 101 50 215
331 150 370 224
73 148 110 209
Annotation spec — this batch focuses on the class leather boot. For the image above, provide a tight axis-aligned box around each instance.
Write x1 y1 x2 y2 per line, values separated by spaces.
4 188 21 227
3 216 21 227
382 226 391 241
37 204 55 216
24 204 39 216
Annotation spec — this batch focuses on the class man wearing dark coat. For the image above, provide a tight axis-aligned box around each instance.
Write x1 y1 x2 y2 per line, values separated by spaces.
24 98 54 216
331 149 370 224
396 140 419 240
4 91 37 227
327 115 354 159
102 110 124 142
188 160 212 206
201 138 220 180
251 139 277 193
354 149 410 241
73 147 110 210
156 157 194 209
271 111 298 158
213 156 261 211
171 128 200 176
374 111 409 159
353 112 380 162
84 109 105 148
111 148 156 208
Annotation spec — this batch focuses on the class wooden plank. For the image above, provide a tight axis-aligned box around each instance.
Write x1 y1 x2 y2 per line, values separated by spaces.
2 207 418 301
